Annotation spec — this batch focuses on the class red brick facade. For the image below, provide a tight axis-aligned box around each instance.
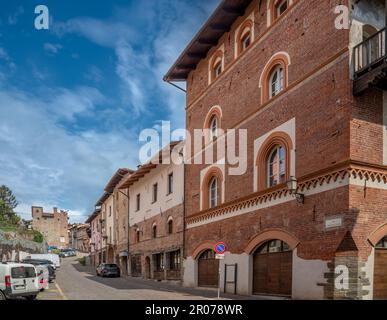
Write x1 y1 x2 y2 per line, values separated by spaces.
165 0 387 299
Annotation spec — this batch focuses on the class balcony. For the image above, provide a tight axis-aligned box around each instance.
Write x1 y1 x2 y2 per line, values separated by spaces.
353 28 387 95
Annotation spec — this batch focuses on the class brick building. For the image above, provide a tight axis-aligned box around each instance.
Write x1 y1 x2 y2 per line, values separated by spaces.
164 0 387 299
119 142 185 282
31 206 69 249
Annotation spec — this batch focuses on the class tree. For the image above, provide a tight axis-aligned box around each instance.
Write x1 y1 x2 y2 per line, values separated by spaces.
0 185 19 225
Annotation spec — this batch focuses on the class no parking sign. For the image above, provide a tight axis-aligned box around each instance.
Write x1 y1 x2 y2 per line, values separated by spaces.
214 242 227 255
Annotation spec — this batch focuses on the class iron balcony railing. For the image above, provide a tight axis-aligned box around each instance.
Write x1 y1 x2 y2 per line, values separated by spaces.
353 28 386 77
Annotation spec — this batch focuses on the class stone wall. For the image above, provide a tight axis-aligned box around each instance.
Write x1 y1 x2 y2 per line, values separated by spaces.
0 230 47 262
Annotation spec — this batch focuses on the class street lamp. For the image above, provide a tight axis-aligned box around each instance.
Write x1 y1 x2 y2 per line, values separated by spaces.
286 176 304 204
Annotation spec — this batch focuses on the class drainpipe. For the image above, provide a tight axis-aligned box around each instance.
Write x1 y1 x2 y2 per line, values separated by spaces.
119 189 130 276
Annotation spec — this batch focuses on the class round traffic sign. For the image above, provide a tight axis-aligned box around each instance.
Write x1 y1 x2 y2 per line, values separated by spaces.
214 242 227 255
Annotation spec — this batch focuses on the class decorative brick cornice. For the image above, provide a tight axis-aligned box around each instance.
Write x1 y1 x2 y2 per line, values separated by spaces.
186 160 387 226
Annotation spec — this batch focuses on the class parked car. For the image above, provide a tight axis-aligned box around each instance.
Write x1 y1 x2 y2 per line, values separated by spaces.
34 265 49 291
22 259 55 283
96 264 120 278
21 259 56 283
25 254 60 268
59 249 76 258
0 262 40 300
23 258 56 271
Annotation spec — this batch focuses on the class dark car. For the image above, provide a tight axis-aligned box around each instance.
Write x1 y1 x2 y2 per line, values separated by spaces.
21 259 56 283
96 264 120 278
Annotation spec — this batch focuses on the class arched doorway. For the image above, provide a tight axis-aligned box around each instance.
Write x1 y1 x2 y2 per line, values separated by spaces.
253 239 292 296
374 236 387 299
198 250 219 287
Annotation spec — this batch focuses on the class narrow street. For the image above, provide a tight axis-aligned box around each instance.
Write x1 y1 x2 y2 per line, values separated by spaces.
38 256 259 300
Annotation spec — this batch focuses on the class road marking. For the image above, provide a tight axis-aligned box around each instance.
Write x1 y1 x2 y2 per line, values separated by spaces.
55 282 68 300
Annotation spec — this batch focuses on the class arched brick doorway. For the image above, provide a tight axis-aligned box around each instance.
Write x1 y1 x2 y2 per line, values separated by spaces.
253 240 293 297
198 250 219 287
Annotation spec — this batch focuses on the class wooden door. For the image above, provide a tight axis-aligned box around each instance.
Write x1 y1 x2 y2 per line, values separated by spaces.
198 250 219 287
374 249 387 299
253 240 292 296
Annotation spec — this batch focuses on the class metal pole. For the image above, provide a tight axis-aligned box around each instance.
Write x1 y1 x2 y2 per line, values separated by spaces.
218 264 221 299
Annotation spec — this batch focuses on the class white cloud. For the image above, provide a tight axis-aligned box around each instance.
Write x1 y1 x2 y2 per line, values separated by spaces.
44 43 63 55
0 87 139 223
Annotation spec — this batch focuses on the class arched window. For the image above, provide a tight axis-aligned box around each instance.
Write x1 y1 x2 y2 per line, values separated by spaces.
152 224 157 239
209 177 220 209
267 145 286 187
269 65 284 98
256 132 292 190
241 32 251 51
204 106 222 145
276 0 289 19
213 60 222 79
168 219 173 235
259 52 290 104
210 50 224 83
209 115 218 140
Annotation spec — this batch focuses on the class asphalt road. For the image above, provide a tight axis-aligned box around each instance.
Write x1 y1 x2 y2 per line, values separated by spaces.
38 256 260 300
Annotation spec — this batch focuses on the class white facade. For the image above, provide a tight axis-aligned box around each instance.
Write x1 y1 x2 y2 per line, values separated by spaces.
129 162 184 226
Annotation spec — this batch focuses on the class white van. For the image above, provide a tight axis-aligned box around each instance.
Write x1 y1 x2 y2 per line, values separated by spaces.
26 254 60 268
35 265 49 291
0 263 40 300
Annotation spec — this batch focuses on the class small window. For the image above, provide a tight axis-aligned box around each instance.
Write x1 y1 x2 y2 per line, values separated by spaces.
241 32 251 52
109 206 112 217
167 173 174 195
269 65 284 98
152 183 158 203
168 219 173 234
152 225 157 239
267 145 286 188
213 61 222 79
136 230 140 243
136 194 141 211
210 116 218 140
209 177 220 209
275 0 289 19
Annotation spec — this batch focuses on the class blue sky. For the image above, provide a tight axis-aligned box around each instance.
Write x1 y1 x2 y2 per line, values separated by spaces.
0 0 219 223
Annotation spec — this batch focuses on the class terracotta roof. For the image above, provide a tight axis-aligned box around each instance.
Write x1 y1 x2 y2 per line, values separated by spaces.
164 0 254 82
104 168 133 193
119 141 183 189
95 192 110 207
85 208 101 224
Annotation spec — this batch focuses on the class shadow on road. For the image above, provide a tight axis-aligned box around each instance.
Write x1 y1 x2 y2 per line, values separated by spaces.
69 260 263 300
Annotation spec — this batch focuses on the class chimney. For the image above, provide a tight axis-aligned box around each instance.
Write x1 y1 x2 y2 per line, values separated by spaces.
53 207 58 214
